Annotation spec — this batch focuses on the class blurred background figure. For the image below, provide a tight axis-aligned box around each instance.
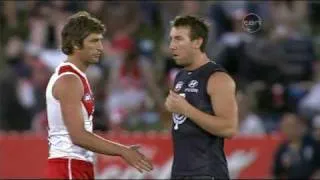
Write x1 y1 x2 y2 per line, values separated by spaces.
236 90 266 136
311 116 320 179
0 35 32 131
105 36 164 132
272 112 320 179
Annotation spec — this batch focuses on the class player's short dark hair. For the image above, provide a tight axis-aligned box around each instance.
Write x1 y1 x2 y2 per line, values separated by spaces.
61 11 106 55
170 15 209 52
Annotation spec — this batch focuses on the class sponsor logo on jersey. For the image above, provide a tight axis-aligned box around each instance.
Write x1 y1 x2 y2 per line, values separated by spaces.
188 80 198 88
84 93 92 101
174 81 184 92
185 80 199 93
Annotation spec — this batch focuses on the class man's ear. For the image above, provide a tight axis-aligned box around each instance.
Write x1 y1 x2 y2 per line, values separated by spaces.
193 38 203 50
72 41 80 50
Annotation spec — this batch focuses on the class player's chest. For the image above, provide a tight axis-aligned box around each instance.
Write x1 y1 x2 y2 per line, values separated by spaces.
174 74 203 94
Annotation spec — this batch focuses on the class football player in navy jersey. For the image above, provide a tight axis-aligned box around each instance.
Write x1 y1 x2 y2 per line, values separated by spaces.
165 15 238 179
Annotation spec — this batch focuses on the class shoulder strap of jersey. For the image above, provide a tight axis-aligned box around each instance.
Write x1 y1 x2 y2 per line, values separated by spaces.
57 64 91 94
200 61 226 78
58 65 84 79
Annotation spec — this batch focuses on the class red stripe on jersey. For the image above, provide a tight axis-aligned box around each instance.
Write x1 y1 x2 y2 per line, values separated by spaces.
58 65 95 117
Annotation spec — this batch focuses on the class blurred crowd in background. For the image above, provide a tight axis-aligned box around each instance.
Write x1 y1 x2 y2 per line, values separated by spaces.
0 0 320 138
2 1 320 178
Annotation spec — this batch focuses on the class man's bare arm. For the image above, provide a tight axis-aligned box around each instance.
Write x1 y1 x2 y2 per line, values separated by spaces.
53 74 152 172
184 72 238 138
53 74 128 155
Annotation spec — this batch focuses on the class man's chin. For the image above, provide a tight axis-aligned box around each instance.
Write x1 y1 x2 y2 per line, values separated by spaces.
174 58 183 66
89 58 100 64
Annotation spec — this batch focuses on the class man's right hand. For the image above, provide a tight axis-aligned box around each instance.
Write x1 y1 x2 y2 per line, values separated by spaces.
120 145 153 173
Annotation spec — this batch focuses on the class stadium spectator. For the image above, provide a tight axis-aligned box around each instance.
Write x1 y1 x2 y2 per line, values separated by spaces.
272 112 320 179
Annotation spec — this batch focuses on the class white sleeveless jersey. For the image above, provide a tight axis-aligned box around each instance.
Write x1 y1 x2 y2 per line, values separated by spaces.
46 62 95 162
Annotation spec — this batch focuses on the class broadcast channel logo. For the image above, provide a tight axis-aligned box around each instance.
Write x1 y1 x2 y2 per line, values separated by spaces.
242 13 262 33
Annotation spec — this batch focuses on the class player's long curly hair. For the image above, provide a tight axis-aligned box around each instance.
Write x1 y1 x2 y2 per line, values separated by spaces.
61 11 106 55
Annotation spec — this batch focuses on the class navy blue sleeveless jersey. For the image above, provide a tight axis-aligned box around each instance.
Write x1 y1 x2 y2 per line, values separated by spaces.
171 61 230 179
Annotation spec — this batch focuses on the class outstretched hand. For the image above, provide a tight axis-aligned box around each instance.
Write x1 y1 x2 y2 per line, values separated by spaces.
121 145 153 173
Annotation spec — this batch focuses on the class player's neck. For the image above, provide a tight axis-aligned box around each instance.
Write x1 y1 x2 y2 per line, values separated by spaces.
184 52 210 71
66 55 89 73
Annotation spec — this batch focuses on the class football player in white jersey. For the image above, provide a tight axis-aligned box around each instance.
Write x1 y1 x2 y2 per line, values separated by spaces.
45 11 153 179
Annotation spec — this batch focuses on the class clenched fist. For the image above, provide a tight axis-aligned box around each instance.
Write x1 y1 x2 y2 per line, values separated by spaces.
165 90 190 115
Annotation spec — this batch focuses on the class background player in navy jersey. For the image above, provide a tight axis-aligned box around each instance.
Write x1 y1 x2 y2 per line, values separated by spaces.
165 15 239 179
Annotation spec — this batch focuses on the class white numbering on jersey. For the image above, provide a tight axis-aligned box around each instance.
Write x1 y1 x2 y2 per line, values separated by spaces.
173 93 187 130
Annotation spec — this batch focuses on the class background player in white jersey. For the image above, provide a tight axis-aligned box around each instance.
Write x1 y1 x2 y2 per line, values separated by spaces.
45 11 153 179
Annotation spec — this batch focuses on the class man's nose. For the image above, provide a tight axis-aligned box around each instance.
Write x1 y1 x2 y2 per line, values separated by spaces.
97 41 103 51
169 42 176 50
